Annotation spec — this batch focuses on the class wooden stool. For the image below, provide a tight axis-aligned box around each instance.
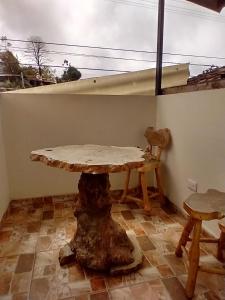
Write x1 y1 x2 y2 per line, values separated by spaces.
122 127 171 213
175 189 225 298
217 219 225 261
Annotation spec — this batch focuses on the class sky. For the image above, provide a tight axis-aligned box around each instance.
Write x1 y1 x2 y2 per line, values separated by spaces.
0 0 225 78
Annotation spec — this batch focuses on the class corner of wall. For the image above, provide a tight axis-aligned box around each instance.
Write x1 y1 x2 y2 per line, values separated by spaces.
0 96 10 220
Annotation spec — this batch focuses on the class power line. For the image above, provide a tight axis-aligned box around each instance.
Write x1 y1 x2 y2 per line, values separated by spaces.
105 0 225 23
12 63 131 73
0 46 157 63
3 61 222 71
2 39 225 62
3 37 156 54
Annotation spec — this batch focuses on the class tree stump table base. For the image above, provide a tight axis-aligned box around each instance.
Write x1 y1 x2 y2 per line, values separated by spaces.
30 145 145 274
59 231 143 275
59 173 143 274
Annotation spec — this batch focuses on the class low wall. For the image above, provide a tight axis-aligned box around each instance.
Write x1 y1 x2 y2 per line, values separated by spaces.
156 88 225 236
1 93 156 200
0 99 9 219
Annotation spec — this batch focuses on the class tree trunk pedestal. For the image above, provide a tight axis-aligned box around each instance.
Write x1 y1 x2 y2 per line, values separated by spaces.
59 173 143 274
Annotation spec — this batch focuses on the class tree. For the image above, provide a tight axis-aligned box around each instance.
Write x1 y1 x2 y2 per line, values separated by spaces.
41 66 56 82
0 50 21 74
26 36 49 79
61 60 81 82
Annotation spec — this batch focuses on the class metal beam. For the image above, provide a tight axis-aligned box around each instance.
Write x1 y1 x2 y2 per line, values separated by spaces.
155 0 165 96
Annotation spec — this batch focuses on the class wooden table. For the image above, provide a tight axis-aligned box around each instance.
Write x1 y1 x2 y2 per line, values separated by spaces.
31 144 145 274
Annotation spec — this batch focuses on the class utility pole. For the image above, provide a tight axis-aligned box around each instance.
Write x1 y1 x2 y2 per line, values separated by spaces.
21 72 25 89
155 0 165 96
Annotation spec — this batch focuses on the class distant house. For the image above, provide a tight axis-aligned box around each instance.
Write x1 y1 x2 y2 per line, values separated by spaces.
164 65 225 95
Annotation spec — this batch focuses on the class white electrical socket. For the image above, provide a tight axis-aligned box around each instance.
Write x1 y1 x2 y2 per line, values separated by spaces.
187 179 198 192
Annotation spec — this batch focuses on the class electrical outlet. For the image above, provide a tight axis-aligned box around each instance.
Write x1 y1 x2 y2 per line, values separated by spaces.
187 179 198 192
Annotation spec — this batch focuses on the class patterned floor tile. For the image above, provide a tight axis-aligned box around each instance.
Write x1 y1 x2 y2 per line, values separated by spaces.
0 195 224 300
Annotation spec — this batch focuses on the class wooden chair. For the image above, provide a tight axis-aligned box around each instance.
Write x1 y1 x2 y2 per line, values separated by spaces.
175 189 225 298
122 127 171 213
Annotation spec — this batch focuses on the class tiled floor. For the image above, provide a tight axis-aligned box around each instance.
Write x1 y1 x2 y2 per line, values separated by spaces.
0 194 224 300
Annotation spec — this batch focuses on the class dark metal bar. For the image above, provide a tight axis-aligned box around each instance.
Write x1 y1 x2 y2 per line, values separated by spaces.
155 0 165 96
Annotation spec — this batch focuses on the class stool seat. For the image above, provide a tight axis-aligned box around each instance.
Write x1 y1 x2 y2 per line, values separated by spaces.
184 189 225 220
175 189 225 298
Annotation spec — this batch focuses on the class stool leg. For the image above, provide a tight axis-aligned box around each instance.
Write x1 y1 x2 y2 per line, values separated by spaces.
217 231 225 261
140 172 151 213
155 167 164 205
121 169 131 201
175 217 195 257
186 219 202 299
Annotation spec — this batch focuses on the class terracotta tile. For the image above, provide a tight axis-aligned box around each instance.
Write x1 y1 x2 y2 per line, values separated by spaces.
0 272 12 295
43 196 53 204
0 241 22 257
158 212 175 225
39 220 56 235
111 204 129 213
54 209 63 218
142 256 151 268
43 264 56 275
127 202 139 210
36 236 52 251
144 250 167 266
110 287 132 300
32 203 43 210
125 266 160 285
29 277 50 300
125 220 145 236
164 254 186 276
0 230 12 242
90 277 106 292
43 204 54 212
90 292 109 300
68 265 85 282
141 222 157 235
0 256 18 273
15 253 35 273
63 208 74 218
137 235 156 251
12 293 28 300
18 235 37 255
1 198 224 300
105 275 124 289
130 280 171 300
157 264 174 278
178 274 208 297
11 272 31 294
75 295 89 300
204 290 222 300
55 203 64 210
121 210 135 220
42 211 54 220
66 280 91 298
27 222 41 233
162 277 188 300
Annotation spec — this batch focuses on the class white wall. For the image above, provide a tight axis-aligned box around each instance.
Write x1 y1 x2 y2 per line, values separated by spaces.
1 93 156 200
0 98 10 219
156 88 225 236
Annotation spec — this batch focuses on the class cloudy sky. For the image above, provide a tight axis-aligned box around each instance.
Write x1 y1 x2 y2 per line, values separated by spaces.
0 0 225 78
